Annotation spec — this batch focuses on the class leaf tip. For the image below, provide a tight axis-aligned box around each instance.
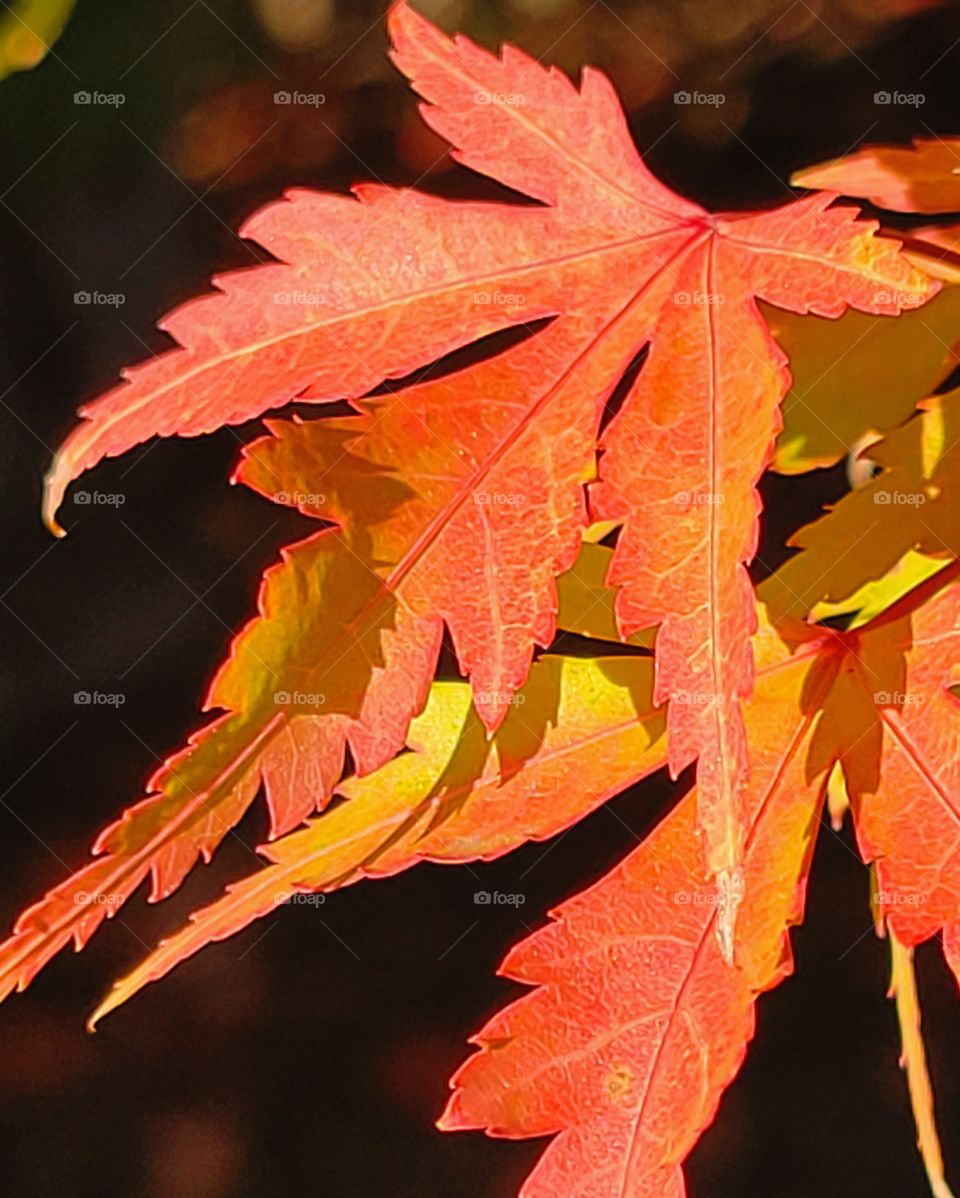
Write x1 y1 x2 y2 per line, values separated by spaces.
41 470 68 539
436 1091 467 1132
386 0 415 41
86 991 118 1032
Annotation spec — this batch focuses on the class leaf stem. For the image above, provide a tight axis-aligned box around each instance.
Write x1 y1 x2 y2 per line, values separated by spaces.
889 928 955 1198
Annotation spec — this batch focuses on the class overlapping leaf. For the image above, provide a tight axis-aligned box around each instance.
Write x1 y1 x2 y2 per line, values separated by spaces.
440 568 960 1196
839 578 960 951
59 537 960 1194
794 138 960 215
439 610 833 1197
768 540 960 955
43 0 706 534
768 287 960 475
0 320 637 1000
89 650 668 1026
586 193 932 942
5 0 938 1007
5 13 960 1191
763 390 960 623
385 0 934 934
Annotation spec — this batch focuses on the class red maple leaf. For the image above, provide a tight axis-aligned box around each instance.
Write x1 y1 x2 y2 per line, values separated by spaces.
1 11 954 1192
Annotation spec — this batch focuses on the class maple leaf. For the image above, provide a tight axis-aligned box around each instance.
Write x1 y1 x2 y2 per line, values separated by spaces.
0 324 626 1000
8 1 936 1001
439 609 833 1197
87 650 667 1026
585 192 934 947
809 551 949 630
10 0 960 1187
767 287 960 475
43 0 709 536
53 546 960 1193
793 139 960 283
763 389 960 624
793 137 960 215
554 540 655 649
759 567 960 959
436 571 960 1196
837 576 960 950
391 6 934 937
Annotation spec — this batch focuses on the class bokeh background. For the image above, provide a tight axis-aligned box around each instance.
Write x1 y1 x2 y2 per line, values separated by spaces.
2 0 960 1194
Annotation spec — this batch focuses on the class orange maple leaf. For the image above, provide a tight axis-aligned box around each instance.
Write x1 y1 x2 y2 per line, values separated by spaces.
2 1 935 1007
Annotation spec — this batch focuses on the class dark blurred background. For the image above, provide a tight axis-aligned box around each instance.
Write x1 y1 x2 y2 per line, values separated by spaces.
2 0 960 1194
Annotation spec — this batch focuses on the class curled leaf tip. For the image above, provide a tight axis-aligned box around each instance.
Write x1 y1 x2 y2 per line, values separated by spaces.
87 990 118 1031
42 464 68 538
